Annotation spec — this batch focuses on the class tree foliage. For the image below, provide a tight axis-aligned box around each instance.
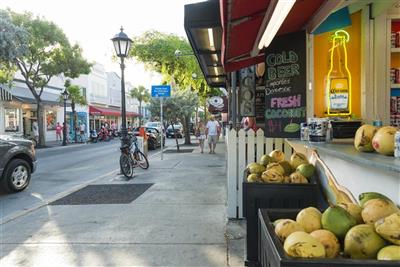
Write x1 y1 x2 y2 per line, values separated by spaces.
3 10 92 146
63 79 87 143
129 30 219 97
149 89 198 149
0 9 28 84
129 85 151 126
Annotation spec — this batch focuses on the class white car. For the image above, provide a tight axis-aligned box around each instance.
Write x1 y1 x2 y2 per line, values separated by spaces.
144 122 163 133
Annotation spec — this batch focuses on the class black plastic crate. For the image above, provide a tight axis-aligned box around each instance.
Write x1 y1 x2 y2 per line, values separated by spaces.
258 209 400 267
243 170 325 266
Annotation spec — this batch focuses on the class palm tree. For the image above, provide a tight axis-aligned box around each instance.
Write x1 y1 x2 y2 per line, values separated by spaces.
64 79 87 143
129 85 150 126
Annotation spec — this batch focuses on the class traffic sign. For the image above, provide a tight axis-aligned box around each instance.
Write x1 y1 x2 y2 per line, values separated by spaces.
151 85 171 98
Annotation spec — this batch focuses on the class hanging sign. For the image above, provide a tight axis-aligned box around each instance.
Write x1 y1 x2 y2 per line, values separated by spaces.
264 31 307 138
239 66 256 117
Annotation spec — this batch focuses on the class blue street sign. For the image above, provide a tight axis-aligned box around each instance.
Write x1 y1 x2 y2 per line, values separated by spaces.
151 85 171 98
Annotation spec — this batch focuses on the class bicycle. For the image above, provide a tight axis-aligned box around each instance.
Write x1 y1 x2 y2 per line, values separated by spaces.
119 134 149 178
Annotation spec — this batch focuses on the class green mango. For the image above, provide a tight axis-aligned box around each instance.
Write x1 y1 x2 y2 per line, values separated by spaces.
358 192 392 207
322 206 357 239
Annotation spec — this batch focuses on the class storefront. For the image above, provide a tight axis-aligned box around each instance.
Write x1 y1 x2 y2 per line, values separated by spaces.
0 87 22 134
89 105 139 131
0 84 64 141
186 0 400 265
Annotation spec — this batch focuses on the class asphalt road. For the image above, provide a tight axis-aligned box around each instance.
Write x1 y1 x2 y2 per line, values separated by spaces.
0 137 181 222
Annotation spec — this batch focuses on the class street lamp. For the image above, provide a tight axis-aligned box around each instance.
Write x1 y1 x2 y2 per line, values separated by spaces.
61 89 69 146
112 27 132 148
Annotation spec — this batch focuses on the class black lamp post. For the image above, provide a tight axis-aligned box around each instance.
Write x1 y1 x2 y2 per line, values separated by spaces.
61 89 69 146
112 27 132 148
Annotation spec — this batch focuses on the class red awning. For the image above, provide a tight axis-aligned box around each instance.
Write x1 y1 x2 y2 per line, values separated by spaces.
89 106 139 117
220 0 327 72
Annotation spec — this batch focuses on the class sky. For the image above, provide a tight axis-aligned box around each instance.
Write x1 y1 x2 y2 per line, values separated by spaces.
0 0 203 88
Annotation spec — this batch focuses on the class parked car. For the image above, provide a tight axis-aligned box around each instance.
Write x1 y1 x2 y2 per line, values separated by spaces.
0 135 37 193
144 121 164 133
166 124 183 138
132 127 165 150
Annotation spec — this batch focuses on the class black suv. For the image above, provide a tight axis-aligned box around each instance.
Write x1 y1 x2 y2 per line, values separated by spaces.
0 135 37 193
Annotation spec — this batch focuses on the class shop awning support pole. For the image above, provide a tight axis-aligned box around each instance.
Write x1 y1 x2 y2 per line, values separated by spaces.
160 97 164 160
231 71 237 129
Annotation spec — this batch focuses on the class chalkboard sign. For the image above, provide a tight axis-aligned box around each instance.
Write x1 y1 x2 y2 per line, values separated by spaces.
255 86 265 124
264 31 307 138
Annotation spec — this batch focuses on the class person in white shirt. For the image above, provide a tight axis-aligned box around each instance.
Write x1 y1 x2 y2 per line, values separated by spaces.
205 115 220 154
79 123 86 142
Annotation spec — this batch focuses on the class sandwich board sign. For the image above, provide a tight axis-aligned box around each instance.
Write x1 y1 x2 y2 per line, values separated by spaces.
151 85 171 160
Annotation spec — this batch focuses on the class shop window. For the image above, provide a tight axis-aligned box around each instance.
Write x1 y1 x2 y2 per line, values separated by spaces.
46 110 57 130
5 108 20 132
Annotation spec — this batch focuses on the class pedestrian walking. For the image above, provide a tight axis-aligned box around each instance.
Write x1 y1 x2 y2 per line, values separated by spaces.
195 121 206 153
63 122 70 143
32 121 39 143
55 122 62 143
79 122 86 142
205 115 220 154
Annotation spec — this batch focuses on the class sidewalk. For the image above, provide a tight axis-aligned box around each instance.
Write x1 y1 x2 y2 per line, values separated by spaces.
0 140 245 266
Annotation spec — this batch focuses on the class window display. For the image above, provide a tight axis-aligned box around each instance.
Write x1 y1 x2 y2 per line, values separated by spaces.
5 108 20 132
46 110 57 130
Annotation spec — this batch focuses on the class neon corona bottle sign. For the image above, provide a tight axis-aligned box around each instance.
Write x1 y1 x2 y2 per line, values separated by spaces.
326 30 352 116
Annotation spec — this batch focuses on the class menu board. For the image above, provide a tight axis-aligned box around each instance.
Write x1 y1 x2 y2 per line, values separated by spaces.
255 86 265 124
264 31 307 138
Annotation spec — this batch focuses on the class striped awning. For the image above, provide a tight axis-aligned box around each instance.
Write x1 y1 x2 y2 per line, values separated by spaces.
0 87 12 101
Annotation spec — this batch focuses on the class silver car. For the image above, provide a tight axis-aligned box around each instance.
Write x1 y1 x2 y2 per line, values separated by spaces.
0 135 37 193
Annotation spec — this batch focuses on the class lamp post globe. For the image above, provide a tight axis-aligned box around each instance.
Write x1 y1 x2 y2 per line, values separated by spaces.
111 27 132 148
61 89 69 146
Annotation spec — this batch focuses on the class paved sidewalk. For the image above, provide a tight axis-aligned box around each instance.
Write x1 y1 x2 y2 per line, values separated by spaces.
0 140 245 267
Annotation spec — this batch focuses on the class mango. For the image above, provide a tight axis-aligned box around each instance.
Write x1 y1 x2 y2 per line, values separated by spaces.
377 245 400 261
310 229 340 258
284 231 326 258
354 124 377 152
321 206 357 239
290 152 308 169
269 150 285 162
359 192 392 207
375 213 400 245
296 163 315 179
296 207 322 233
338 202 363 224
361 198 399 224
261 169 283 183
344 224 386 259
275 219 305 241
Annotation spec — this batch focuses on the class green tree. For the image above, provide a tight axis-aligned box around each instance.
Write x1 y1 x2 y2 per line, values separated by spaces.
7 10 91 146
129 30 218 144
129 85 150 126
0 9 28 84
149 89 198 151
63 79 87 143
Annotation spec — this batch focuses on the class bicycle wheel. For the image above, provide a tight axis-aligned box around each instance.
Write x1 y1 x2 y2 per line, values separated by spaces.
133 150 149 169
119 153 134 178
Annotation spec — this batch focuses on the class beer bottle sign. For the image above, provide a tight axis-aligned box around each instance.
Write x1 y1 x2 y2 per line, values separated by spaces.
326 30 352 116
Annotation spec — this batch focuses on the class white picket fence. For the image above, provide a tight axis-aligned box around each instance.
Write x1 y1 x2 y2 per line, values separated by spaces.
225 128 293 219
